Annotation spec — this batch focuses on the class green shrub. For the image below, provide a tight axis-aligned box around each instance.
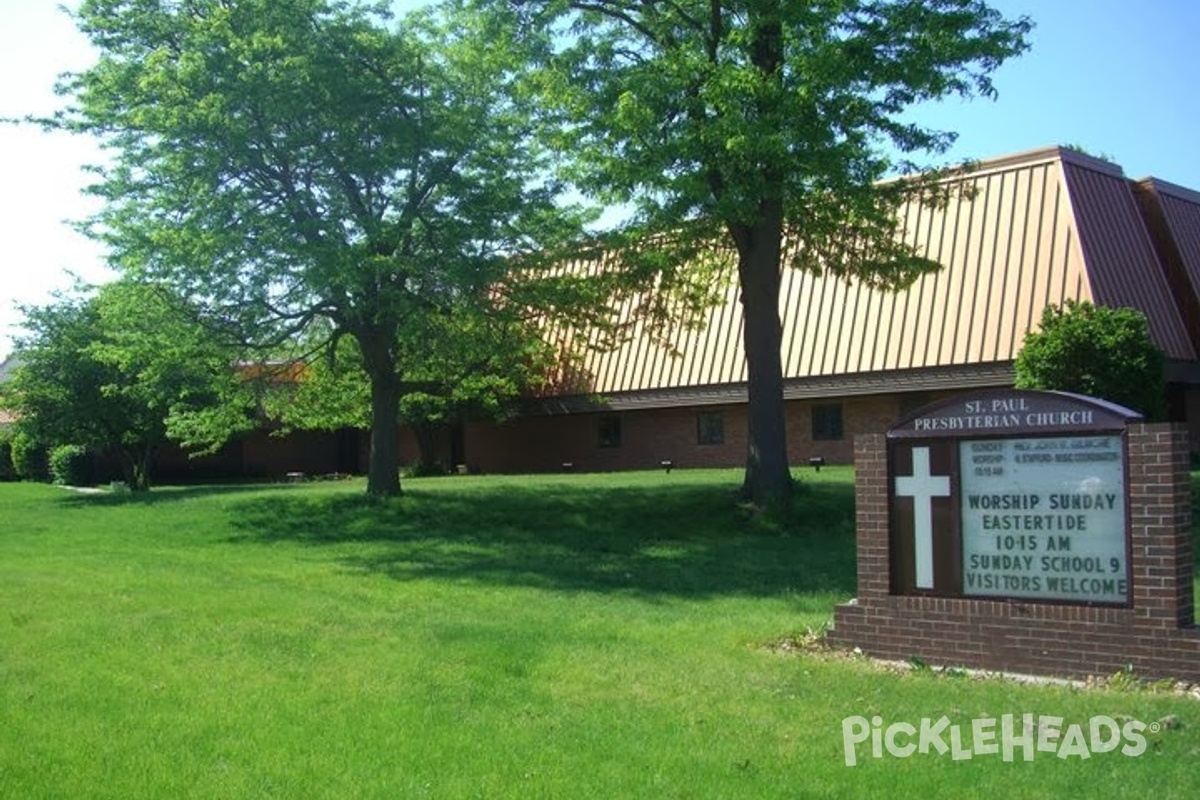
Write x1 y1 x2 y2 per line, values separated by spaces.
402 460 446 478
49 444 92 487
0 430 16 481
10 431 50 481
1015 301 1166 420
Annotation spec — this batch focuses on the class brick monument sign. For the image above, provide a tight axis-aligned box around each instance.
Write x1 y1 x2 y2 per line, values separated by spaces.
828 388 1200 682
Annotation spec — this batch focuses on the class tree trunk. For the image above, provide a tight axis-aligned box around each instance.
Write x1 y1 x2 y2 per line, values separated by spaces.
360 331 403 497
734 220 792 507
119 445 153 492
366 371 402 496
731 8 791 507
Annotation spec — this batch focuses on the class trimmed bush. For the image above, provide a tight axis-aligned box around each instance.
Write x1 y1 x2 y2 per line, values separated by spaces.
10 431 50 481
49 444 92 487
0 430 16 481
1015 301 1166 420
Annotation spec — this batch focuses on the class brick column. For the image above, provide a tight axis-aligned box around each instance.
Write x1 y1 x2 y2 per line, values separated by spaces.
1126 423 1194 628
853 434 889 600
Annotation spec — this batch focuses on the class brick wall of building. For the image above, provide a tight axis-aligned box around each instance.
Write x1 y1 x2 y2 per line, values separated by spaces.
463 404 751 473
460 393 938 473
828 424 1200 683
155 427 375 481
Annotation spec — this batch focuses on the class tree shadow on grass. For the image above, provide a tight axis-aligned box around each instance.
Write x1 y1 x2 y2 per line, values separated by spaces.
224 478 858 600
51 480 330 507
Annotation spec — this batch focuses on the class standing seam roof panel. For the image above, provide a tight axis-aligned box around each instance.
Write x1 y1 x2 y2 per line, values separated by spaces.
1060 160 1194 359
1158 190 1200 287
964 173 1001 364
907 196 941 369
1134 180 1200 353
977 170 1011 363
993 166 1032 359
941 176 978 365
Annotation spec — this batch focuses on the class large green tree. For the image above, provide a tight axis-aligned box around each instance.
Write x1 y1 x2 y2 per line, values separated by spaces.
61 0 603 496
511 0 1031 504
4 281 244 490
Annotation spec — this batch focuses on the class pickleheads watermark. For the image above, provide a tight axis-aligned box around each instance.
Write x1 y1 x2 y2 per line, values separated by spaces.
842 713 1154 766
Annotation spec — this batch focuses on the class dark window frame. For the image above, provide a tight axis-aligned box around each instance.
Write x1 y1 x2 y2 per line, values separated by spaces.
812 403 844 441
597 414 622 448
696 410 725 445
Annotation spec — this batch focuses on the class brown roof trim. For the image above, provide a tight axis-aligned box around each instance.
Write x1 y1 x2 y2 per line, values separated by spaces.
1053 147 1126 177
881 145 1118 185
783 363 1016 400
958 145 1124 181
1135 177 1200 206
524 363 1016 415
522 355 1198 416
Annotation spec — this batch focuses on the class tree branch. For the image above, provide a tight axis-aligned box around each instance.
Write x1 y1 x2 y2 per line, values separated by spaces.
570 2 662 45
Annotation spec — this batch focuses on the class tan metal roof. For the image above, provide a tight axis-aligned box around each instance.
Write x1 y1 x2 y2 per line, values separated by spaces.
544 146 1197 399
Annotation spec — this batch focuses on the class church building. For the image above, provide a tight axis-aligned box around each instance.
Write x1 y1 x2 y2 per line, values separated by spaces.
455 146 1200 473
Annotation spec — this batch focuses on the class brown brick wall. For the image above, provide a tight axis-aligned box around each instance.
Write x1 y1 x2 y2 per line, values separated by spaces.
462 392 943 473
463 404 750 473
828 423 1200 683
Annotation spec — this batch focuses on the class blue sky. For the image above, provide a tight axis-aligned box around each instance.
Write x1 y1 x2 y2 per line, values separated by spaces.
2 0 1198 360
904 0 1200 184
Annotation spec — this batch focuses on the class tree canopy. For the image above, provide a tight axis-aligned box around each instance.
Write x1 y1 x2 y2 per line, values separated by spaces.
3 281 243 490
61 0 606 495
510 0 1032 503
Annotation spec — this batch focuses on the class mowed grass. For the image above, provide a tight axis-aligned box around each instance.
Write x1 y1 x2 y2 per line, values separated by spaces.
1 468 1198 799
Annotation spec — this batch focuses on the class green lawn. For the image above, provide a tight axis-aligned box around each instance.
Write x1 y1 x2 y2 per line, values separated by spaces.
1 469 1197 799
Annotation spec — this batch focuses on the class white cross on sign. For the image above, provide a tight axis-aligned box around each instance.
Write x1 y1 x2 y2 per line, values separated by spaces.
895 446 951 590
